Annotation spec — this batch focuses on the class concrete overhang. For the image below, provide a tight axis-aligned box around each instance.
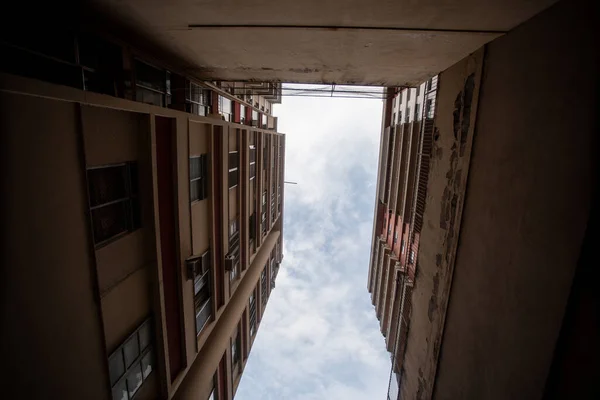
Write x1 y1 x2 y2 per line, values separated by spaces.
84 0 556 86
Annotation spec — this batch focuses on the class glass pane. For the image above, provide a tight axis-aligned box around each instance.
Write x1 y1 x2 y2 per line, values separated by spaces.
128 163 139 195
135 60 165 92
136 88 163 107
108 350 125 386
126 363 143 398
112 378 128 400
88 166 127 207
196 298 212 334
141 350 154 380
130 198 141 230
190 157 201 180
190 179 198 202
91 201 129 244
123 335 140 368
228 152 239 170
138 321 152 352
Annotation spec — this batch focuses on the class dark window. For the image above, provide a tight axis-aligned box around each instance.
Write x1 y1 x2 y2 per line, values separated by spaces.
0 31 83 90
193 250 212 335
249 289 257 337
228 151 239 189
190 155 209 202
405 108 410 123
263 142 268 170
134 59 171 107
249 146 256 180
416 85 420 96
228 218 240 281
109 319 155 400
261 266 268 307
88 163 140 247
415 103 420 120
407 89 411 101
249 213 256 242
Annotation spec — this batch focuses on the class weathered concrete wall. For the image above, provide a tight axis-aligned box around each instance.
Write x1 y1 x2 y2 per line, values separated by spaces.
73 0 562 85
400 48 485 400
433 0 597 399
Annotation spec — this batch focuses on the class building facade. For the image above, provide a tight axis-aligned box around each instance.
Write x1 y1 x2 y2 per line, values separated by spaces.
0 27 285 400
367 78 439 400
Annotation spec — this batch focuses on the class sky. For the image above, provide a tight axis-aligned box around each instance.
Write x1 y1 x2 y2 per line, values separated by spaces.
236 85 391 400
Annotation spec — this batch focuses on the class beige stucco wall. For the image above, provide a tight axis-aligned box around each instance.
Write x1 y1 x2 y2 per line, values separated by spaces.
432 1 597 399
0 92 109 399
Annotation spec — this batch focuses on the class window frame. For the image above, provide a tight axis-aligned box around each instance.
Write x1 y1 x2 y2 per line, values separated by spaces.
228 151 239 189
87 162 141 248
108 318 155 400
190 154 209 203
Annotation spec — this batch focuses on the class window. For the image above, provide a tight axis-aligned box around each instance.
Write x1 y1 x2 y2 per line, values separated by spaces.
228 218 240 281
109 319 154 400
134 59 171 107
88 163 141 247
401 240 405 254
392 112 396 125
415 103 420 120
405 108 410 123
229 218 239 240
416 85 420 96
219 95 233 122
249 213 256 243
249 289 257 337
398 112 402 124
263 142 268 170
409 249 415 264
190 155 208 202
192 251 212 335
251 110 259 126
407 89 411 101
249 145 256 180
394 231 398 245
262 191 267 206
228 151 239 189
261 113 267 129
186 83 211 116
240 104 246 124
425 99 433 118
231 330 241 370
261 268 268 307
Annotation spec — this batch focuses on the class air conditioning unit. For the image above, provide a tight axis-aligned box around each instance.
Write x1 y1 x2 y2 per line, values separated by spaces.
224 254 237 271
251 120 259 127
185 250 210 280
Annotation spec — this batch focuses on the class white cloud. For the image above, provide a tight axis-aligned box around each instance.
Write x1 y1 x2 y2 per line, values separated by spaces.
236 85 390 400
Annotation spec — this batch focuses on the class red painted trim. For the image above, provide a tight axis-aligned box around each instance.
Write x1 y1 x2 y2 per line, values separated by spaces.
155 116 184 381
